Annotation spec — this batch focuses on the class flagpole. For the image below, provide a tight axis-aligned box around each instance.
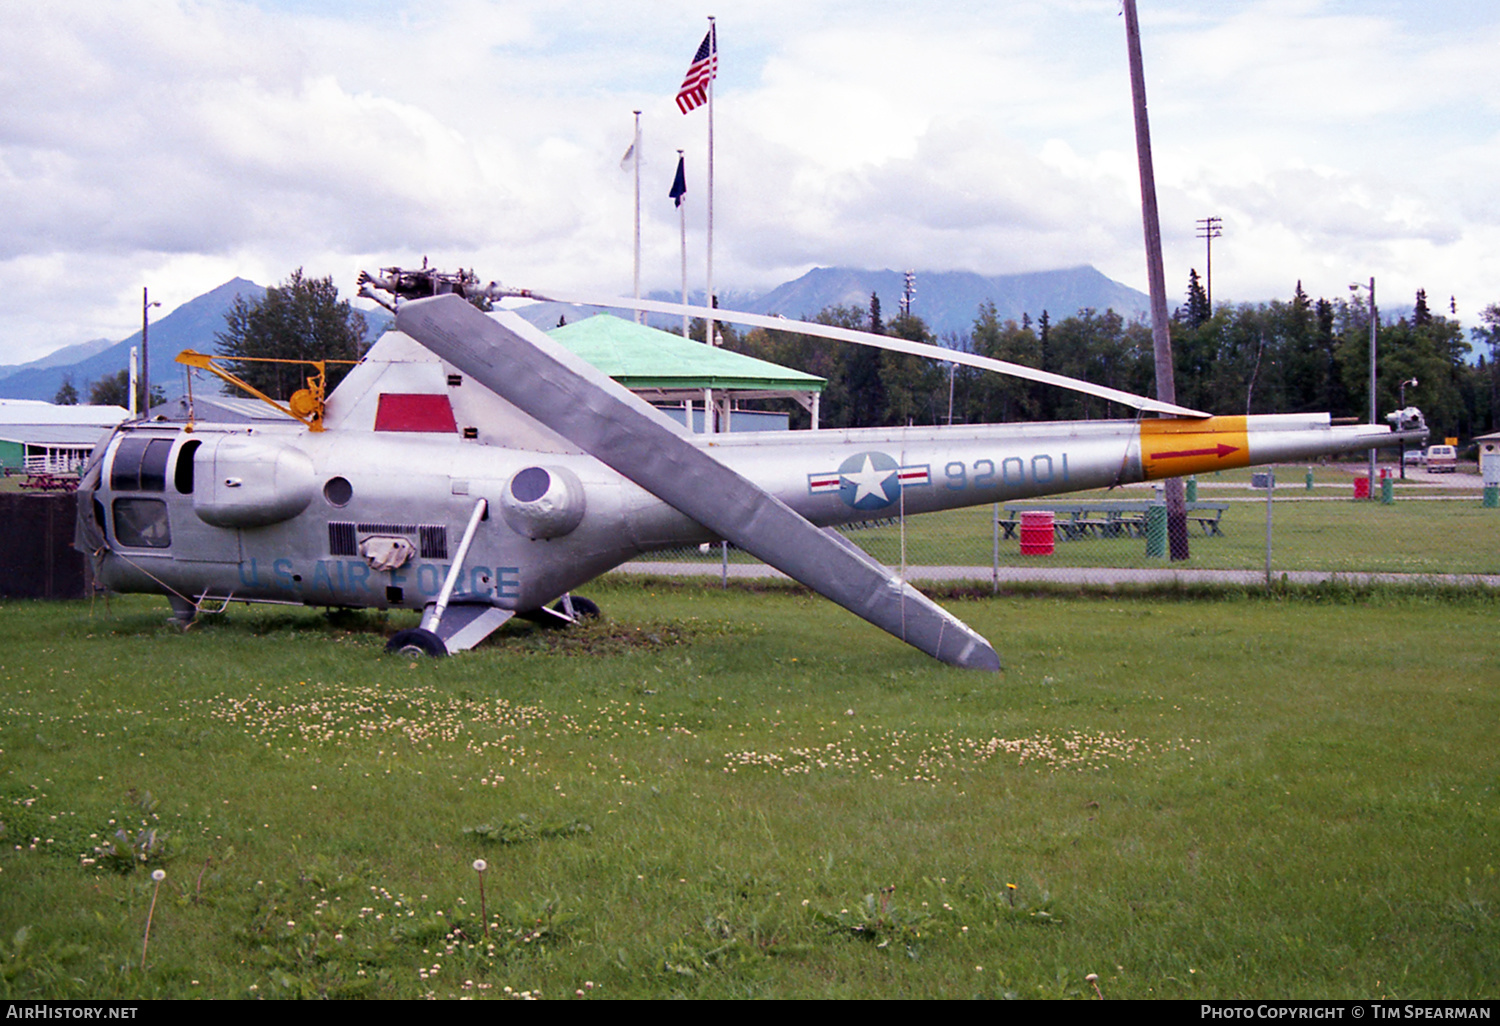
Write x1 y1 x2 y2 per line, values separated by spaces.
632 110 642 324
705 15 716 346
678 149 689 341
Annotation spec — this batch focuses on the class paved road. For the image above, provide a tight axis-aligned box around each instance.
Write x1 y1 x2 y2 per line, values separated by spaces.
616 562 1500 588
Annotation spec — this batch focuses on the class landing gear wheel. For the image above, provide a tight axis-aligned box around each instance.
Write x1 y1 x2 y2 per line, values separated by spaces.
552 595 601 622
386 627 448 658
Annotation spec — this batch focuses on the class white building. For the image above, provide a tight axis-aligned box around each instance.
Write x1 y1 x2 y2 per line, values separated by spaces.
0 400 130 474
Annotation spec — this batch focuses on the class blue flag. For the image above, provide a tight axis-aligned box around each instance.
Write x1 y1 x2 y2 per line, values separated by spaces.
669 156 687 208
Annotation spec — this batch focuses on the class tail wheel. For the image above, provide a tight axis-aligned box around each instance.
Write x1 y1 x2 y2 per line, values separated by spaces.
552 595 601 621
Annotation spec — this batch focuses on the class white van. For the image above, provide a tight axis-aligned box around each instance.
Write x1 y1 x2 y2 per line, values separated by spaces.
1426 444 1458 473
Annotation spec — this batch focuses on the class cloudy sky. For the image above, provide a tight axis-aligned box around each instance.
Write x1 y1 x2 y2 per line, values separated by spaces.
4 0 1498 363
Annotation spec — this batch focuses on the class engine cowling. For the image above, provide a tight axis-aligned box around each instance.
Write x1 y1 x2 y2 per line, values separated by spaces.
194 435 316 528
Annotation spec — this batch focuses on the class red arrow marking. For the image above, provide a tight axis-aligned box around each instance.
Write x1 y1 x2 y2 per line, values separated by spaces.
1151 443 1240 460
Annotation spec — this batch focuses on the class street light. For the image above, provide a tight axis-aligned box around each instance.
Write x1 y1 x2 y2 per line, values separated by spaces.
1398 377 1418 479
1349 278 1376 497
141 288 161 417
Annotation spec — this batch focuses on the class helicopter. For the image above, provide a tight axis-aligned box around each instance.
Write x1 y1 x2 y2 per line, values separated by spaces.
73 267 1427 671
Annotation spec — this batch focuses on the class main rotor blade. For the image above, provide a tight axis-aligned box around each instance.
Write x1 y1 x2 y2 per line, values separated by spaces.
508 287 1210 419
396 295 1000 672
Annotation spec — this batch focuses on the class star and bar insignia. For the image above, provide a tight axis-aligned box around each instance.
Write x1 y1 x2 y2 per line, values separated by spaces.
808 452 931 511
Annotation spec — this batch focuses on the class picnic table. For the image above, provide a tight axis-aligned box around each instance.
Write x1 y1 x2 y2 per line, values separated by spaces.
18 472 80 492
999 501 1228 541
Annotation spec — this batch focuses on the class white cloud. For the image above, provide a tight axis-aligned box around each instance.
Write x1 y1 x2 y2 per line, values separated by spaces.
1 0 1498 363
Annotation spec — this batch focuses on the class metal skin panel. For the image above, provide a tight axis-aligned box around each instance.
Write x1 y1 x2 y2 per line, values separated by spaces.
396 295 1002 671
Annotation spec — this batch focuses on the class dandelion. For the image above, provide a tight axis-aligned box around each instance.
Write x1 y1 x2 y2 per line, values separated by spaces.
141 869 166 970
473 858 490 937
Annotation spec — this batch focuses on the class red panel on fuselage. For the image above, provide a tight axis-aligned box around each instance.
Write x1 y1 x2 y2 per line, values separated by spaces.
373 394 458 433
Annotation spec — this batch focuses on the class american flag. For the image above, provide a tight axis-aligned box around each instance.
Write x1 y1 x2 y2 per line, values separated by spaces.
675 27 717 114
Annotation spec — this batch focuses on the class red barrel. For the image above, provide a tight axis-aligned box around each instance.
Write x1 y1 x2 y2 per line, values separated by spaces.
1019 511 1055 556
1353 476 1370 499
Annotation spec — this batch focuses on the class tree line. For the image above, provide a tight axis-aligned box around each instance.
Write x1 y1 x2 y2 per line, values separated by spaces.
65 266 1495 444
718 278 1498 442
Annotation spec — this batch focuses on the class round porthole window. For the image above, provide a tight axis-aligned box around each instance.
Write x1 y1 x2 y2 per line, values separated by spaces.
323 476 353 506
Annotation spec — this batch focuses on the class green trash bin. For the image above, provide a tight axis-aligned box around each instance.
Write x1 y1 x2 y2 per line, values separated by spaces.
1381 471 1394 504
1145 504 1167 559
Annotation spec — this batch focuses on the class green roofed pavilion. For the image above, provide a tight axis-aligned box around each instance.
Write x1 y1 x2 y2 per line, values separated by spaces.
548 314 824 395
547 314 826 431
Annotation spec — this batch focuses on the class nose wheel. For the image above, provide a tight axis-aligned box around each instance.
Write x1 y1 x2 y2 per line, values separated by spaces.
385 627 448 658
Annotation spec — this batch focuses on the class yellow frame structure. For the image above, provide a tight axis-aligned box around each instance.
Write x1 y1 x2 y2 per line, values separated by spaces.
175 350 359 432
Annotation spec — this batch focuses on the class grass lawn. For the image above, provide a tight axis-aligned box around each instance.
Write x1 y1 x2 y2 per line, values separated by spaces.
1 579 1496 999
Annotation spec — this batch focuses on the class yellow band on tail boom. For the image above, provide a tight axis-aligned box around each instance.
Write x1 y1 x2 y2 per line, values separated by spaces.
1139 416 1251 479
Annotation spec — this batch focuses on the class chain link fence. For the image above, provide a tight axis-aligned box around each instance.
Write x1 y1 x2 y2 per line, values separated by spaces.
626 458 1500 585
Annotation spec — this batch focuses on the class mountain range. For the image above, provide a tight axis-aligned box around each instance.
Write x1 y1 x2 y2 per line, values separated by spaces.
511 265 1151 339
0 265 1151 403
0 279 391 404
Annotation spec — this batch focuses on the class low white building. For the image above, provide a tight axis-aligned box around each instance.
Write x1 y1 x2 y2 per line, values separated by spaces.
0 400 130 474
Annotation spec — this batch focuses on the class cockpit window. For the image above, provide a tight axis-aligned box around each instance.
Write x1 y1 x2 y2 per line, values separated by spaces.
112 498 172 548
174 439 201 494
110 436 174 492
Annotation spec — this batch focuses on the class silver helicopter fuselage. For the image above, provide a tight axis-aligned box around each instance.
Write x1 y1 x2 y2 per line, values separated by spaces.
76 300 1423 669
81 322 1406 614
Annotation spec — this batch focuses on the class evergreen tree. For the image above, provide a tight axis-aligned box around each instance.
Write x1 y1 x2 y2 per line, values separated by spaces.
1184 269 1211 327
215 268 367 401
1414 289 1432 327
1037 310 1053 419
87 370 163 409
1315 298 1347 417
1474 304 1500 431
1281 285 1324 413
969 301 1040 423
89 370 129 407
88 369 164 408
844 296 886 425
880 313 942 425
53 376 79 406
1292 280 1311 316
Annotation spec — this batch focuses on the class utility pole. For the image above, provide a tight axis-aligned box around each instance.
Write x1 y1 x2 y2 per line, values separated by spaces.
141 288 160 416
1398 377 1417 480
1196 216 1222 308
631 110 642 324
1351 278 1377 495
1123 0 1189 560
